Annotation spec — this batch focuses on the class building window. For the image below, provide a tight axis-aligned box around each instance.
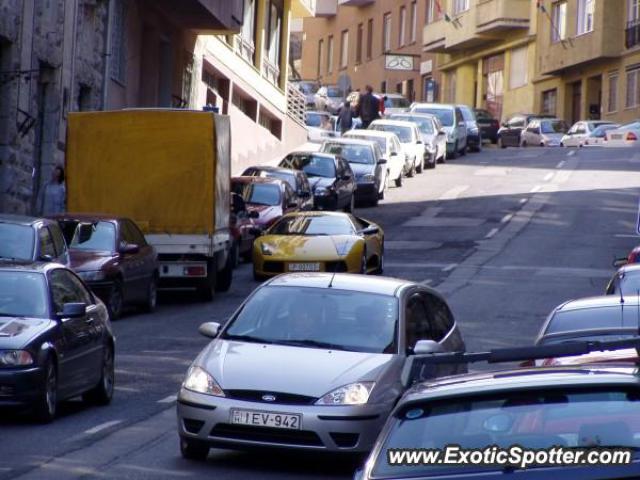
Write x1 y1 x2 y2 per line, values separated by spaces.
109 0 126 84
399 6 406 47
551 2 567 42
509 46 528 89
426 0 442 23
264 0 283 84
541 89 557 116
367 19 373 60
410 2 418 43
626 68 640 108
577 0 595 35
381 80 387 93
608 73 618 112
383 13 392 52
237 0 256 63
356 23 363 64
340 30 349 69
626 0 640 48
452 0 469 15
327 35 334 73
317 39 323 77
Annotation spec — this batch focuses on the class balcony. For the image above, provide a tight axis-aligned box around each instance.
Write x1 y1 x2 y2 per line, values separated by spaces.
154 0 243 33
476 0 530 35
626 19 640 49
338 0 374 5
423 14 487 53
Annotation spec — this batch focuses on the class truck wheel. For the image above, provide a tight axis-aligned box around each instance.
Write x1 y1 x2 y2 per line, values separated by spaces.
215 252 233 293
197 261 216 302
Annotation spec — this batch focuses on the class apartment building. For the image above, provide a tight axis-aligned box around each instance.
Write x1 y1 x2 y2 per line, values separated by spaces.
534 0 639 125
423 0 538 122
300 0 441 102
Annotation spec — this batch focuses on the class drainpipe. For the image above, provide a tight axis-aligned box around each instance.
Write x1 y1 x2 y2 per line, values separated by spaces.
102 0 113 109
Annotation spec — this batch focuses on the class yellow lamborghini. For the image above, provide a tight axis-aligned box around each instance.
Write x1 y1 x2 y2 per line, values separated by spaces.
252 211 384 280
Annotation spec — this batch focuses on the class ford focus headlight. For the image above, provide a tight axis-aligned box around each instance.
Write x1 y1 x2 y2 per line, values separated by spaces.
0 350 34 367
316 382 374 405
183 365 225 397
360 174 376 183
315 187 331 196
78 270 106 281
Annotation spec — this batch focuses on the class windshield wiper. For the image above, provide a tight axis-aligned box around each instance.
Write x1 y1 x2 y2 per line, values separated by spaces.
223 334 274 344
277 339 348 351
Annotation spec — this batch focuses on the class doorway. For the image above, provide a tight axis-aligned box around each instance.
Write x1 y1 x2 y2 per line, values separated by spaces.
586 75 602 120
570 81 582 124
483 54 504 120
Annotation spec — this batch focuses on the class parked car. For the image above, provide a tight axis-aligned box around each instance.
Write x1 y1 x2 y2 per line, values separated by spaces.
520 118 569 147
605 121 640 147
369 119 424 175
304 111 339 143
606 263 640 297
293 80 320 109
458 104 482 152
583 123 620 146
0 214 69 267
52 214 159 320
359 339 640 480
389 112 447 167
497 113 555 148
241 165 314 211
279 151 357 212
230 193 260 265
377 93 411 116
0 261 115 422
410 103 468 159
320 138 387 206
343 129 406 187
177 273 465 459
473 108 499 143
231 177 300 231
252 211 384 280
314 85 344 114
561 120 615 147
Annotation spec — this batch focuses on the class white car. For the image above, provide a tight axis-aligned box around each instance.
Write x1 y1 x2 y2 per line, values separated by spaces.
305 111 339 143
520 118 569 147
343 130 406 188
582 124 620 147
561 121 615 147
605 121 640 147
390 112 447 168
375 93 411 116
314 86 344 114
368 120 424 177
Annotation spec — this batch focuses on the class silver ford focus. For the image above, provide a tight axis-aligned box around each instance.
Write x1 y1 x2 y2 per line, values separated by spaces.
176 273 465 459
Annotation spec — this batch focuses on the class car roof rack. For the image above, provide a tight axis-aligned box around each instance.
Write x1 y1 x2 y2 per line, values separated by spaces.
402 337 640 388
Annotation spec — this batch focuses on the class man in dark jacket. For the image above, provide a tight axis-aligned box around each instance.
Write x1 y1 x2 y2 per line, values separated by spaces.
357 85 380 129
337 101 353 134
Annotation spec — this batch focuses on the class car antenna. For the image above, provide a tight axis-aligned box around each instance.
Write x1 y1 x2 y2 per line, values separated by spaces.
327 235 340 288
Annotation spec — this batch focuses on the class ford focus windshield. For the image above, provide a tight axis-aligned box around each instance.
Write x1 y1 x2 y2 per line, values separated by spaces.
223 286 398 353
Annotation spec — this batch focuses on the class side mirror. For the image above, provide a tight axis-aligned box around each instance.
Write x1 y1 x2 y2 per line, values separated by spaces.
359 226 379 236
119 243 140 255
59 302 86 319
413 339 445 355
377 158 387 165
613 257 629 269
249 227 263 236
438 129 446 135
198 322 221 339
248 210 260 219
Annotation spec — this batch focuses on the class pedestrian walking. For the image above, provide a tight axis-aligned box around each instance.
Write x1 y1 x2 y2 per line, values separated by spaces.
379 95 388 117
38 164 66 215
337 101 353 134
357 85 380 129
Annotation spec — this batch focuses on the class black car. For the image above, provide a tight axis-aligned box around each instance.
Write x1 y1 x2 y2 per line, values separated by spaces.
458 105 482 152
497 113 555 148
279 151 357 212
0 214 70 266
473 108 500 143
0 261 115 422
240 166 314 210
320 138 387 207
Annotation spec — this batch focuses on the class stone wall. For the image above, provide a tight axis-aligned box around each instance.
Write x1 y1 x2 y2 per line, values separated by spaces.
0 0 109 215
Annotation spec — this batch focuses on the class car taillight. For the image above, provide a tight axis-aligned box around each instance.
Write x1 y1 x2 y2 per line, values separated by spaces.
627 132 638 141
184 266 206 276
629 249 640 264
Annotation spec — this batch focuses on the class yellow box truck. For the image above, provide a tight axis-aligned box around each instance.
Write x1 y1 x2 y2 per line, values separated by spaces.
66 109 232 300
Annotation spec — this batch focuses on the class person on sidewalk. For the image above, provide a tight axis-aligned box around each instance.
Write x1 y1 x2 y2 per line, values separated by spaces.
337 101 354 135
38 164 66 215
357 85 380 129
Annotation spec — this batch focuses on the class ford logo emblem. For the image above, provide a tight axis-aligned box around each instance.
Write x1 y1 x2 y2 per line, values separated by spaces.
262 394 276 402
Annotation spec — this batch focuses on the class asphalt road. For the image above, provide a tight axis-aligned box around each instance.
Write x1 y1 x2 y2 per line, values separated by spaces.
2 145 640 479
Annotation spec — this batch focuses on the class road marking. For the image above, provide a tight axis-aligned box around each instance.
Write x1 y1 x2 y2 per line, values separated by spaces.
442 263 458 272
403 217 485 227
567 150 575 157
85 420 122 435
530 185 543 193
158 394 178 404
485 228 499 239
438 185 469 200
387 262 612 278
615 234 639 238
556 160 566 169
519 198 528 205
500 213 514 224
385 240 442 250
543 172 554 182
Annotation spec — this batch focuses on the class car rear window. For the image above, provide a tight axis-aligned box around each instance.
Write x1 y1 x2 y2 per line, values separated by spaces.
545 307 637 336
413 108 454 127
0 223 34 261
369 124 412 143
0 271 48 318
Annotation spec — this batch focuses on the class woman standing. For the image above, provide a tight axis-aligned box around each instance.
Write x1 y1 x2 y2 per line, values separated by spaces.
39 165 66 215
